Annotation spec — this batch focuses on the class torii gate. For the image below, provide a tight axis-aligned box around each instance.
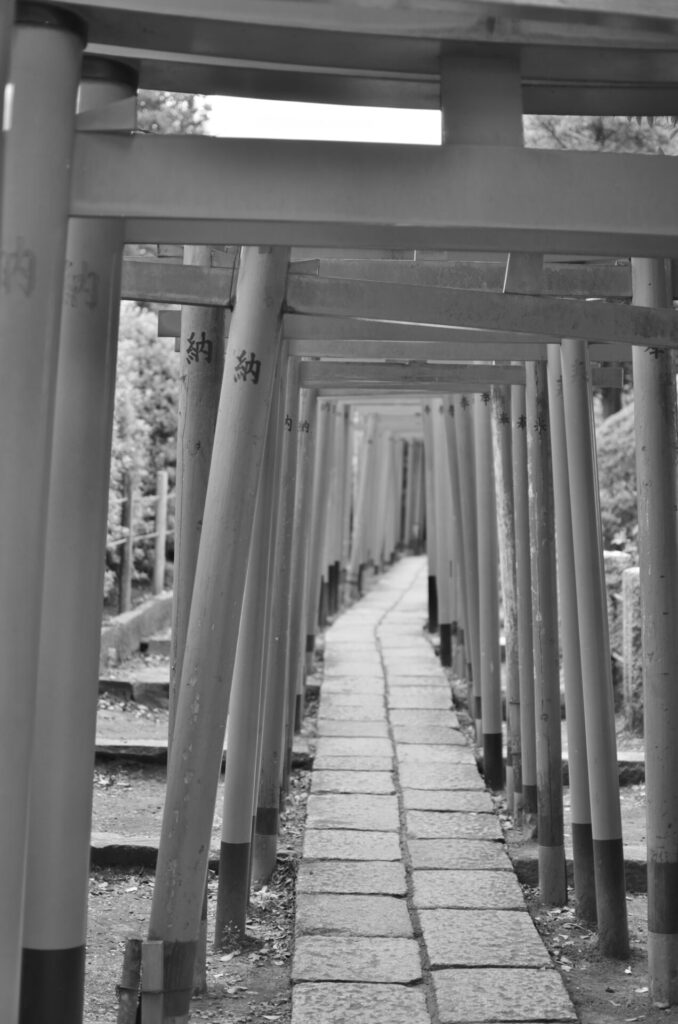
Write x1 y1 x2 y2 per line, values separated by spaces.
2 2 678 1022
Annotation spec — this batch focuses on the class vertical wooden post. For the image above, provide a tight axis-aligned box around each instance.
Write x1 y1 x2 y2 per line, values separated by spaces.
19 57 136 1024
215 382 281 942
422 403 439 632
525 361 567 907
512 385 537 822
546 345 596 926
148 246 289 1024
0 10 84 1020
119 471 136 613
442 398 470 686
252 357 302 884
153 468 169 595
305 399 334 669
453 395 481 734
348 414 377 592
475 392 503 790
560 337 629 956
492 385 521 815
632 257 678 998
284 389 317 771
432 400 455 667
169 245 226 744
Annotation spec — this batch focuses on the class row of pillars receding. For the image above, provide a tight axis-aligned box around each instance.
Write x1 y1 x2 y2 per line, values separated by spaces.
2 3 678 1022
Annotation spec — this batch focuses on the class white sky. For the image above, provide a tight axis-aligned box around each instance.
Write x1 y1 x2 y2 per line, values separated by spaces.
207 95 441 144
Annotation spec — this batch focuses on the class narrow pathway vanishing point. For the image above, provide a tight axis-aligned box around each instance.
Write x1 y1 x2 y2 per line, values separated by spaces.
291 554 577 1024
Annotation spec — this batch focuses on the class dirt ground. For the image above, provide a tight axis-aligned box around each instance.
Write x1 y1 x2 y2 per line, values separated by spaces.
87 669 670 1024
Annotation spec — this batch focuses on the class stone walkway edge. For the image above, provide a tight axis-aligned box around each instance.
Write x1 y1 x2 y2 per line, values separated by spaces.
291 555 578 1024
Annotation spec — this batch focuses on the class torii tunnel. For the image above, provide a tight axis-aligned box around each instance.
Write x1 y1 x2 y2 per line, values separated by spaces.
2 1 678 1022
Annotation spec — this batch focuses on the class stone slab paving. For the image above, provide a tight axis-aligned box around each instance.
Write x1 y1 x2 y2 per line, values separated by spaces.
303 829 401 861
402 788 495 812
316 720 390 738
292 983 430 1024
312 771 395 795
314 755 393 772
296 894 413 936
413 870 526 910
315 736 393 758
389 708 460 727
396 743 476 765
297 860 407 895
419 909 551 968
306 793 400 832
292 556 577 1024
392 725 467 745
433 968 577 1023
406 810 503 841
409 839 513 871
399 762 485 790
292 936 422 983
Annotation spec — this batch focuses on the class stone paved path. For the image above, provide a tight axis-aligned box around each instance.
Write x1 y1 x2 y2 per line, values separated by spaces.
291 555 578 1024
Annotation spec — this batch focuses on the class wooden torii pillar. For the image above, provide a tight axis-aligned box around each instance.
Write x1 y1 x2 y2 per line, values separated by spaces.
19 57 136 1024
0 8 84 1020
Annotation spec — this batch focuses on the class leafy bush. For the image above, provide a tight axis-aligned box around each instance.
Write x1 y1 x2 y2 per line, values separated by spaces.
596 402 637 556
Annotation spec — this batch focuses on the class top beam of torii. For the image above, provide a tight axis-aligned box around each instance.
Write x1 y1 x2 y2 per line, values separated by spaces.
51 0 678 114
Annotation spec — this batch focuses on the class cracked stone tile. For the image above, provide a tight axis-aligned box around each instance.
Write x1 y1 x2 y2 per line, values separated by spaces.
292 983 430 1024
296 860 407 896
307 793 400 832
395 744 475 766
409 839 512 871
419 908 551 968
433 967 577 1023
292 936 422 983
295 893 413 937
316 736 393 758
303 829 401 861
412 869 526 910
402 789 495 813
314 755 393 772
312 771 395 795
316 721 390 739
406 810 503 841
399 762 484 791
392 725 467 746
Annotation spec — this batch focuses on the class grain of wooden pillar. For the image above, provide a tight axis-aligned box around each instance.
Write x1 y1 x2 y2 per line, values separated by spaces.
19 56 134 1024
512 385 537 821
252 357 302 883
348 414 377 592
422 403 439 632
546 345 596 926
119 471 136 613
432 400 455 667
0 10 84 1020
632 257 678 998
153 469 169 595
525 361 567 907
492 385 521 815
148 246 289 1024
215 387 280 943
475 393 503 790
453 395 481 735
169 246 226 744
305 399 334 668
284 389 318 765
442 398 470 685
560 337 629 956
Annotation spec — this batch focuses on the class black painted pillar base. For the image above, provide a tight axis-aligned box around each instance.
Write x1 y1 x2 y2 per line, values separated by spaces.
439 622 452 667
20 946 85 1024
215 841 251 946
427 575 438 632
594 837 630 958
483 732 504 791
523 783 538 818
571 821 597 927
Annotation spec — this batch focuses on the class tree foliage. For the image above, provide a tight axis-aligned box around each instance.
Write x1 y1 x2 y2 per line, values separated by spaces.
596 401 637 556
136 90 211 134
524 115 678 155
